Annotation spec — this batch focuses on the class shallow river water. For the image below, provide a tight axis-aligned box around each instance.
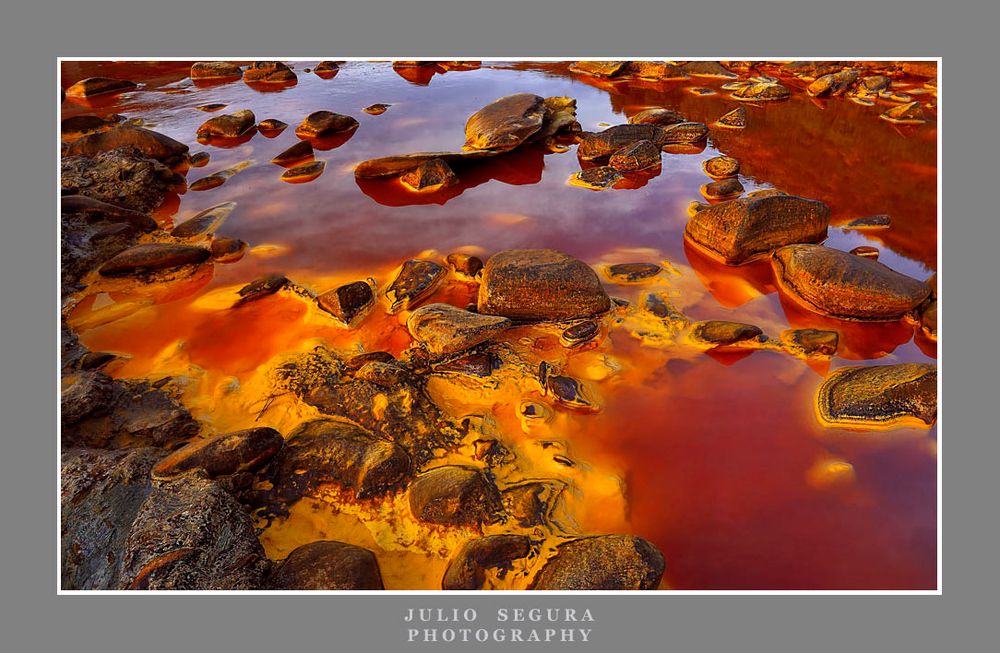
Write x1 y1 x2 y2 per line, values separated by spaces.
62 60 938 590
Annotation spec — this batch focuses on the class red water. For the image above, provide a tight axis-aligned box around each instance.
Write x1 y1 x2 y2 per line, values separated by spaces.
62 60 938 590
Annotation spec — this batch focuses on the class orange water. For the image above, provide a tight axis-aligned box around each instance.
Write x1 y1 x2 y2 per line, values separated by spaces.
62 61 937 590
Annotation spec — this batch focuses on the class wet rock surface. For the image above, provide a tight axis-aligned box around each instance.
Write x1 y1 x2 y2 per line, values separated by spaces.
478 249 611 321
408 465 503 526
701 178 745 200
171 201 236 238
685 195 830 265
772 245 931 321
98 243 210 276
317 280 375 326
464 93 546 152
190 61 242 80
197 109 256 138
268 541 384 590
385 259 447 313
780 328 839 356
531 535 665 590
400 158 458 192
119 474 270 589
689 320 765 348
716 106 747 128
609 139 661 172
442 535 532 589
151 427 284 481
62 147 181 212
265 418 410 504
61 447 163 589
606 262 662 283
295 111 359 137
65 77 137 98
703 155 740 179
629 107 685 126
568 165 624 190
577 124 667 161
816 363 937 429
407 303 511 355
243 61 297 83
66 125 189 161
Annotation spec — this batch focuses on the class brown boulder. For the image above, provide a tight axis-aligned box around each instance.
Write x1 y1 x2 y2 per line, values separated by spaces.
65 77 137 98
732 82 791 102
689 320 765 348
171 201 236 238
442 535 531 590
190 62 242 80
271 140 314 166
568 61 629 77
196 109 256 138
807 69 861 97
151 427 284 481
780 328 840 356
408 465 502 526
61 194 157 232
464 93 546 152
815 363 937 429
267 419 410 502
577 124 666 161
316 280 375 327
406 303 511 355
66 126 189 161
771 244 932 320
530 535 665 590
477 249 611 321
98 243 210 276
701 178 745 200
568 166 624 190
354 150 495 179
268 541 384 590
680 61 737 78
685 195 830 264
609 139 661 172
629 108 685 126
243 61 297 83
400 158 458 192
703 155 740 179
295 111 359 137
385 259 446 313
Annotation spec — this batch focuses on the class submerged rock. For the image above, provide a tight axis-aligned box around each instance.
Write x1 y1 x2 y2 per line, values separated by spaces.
295 110 359 137
685 195 830 265
609 139 661 172
689 320 765 349
408 465 502 526
880 101 927 124
65 77 137 98
243 61 297 83
546 374 597 411
780 328 839 356
568 166 624 190
701 178 745 200
844 214 891 230
170 201 236 238
477 249 611 321
316 280 375 327
464 93 546 152
268 541 384 590
531 535 665 590
98 243 210 276
703 155 740 179
560 320 600 348
715 106 747 129
771 245 931 321
629 108 685 126
400 158 458 192
406 303 511 355
190 62 242 80
442 535 532 590
606 262 661 283
267 419 410 502
66 126 188 162
119 475 269 590
61 447 163 589
151 427 284 481
385 259 446 313
815 363 937 429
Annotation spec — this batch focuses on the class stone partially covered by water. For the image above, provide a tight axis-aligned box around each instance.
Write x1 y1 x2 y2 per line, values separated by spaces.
815 363 937 429
406 303 511 355
98 243 210 276
385 259 447 313
807 69 860 97
688 320 765 350
268 541 384 590
530 535 665 590
464 93 546 152
266 418 410 503
66 125 189 161
732 82 791 102
190 61 242 80
271 140 314 166
629 107 685 126
680 61 737 79
685 195 830 265
442 535 532 590
196 109 256 138
703 155 740 179
609 139 661 172
295 110 359 138
771 244 931 321
408 465 503 526
151 427 284 481
715 106 747 129
780 328 839 357
243 61 297 84
701 178 745 200
170 201 236 238
65 77 137 98
119 474 270 590
400 158 458 192
477 249 611 321
880 101 927 125
316 280 375 327
568 166 624 190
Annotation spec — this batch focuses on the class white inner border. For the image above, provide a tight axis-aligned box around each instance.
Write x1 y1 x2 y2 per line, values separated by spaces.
57 56 943 596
